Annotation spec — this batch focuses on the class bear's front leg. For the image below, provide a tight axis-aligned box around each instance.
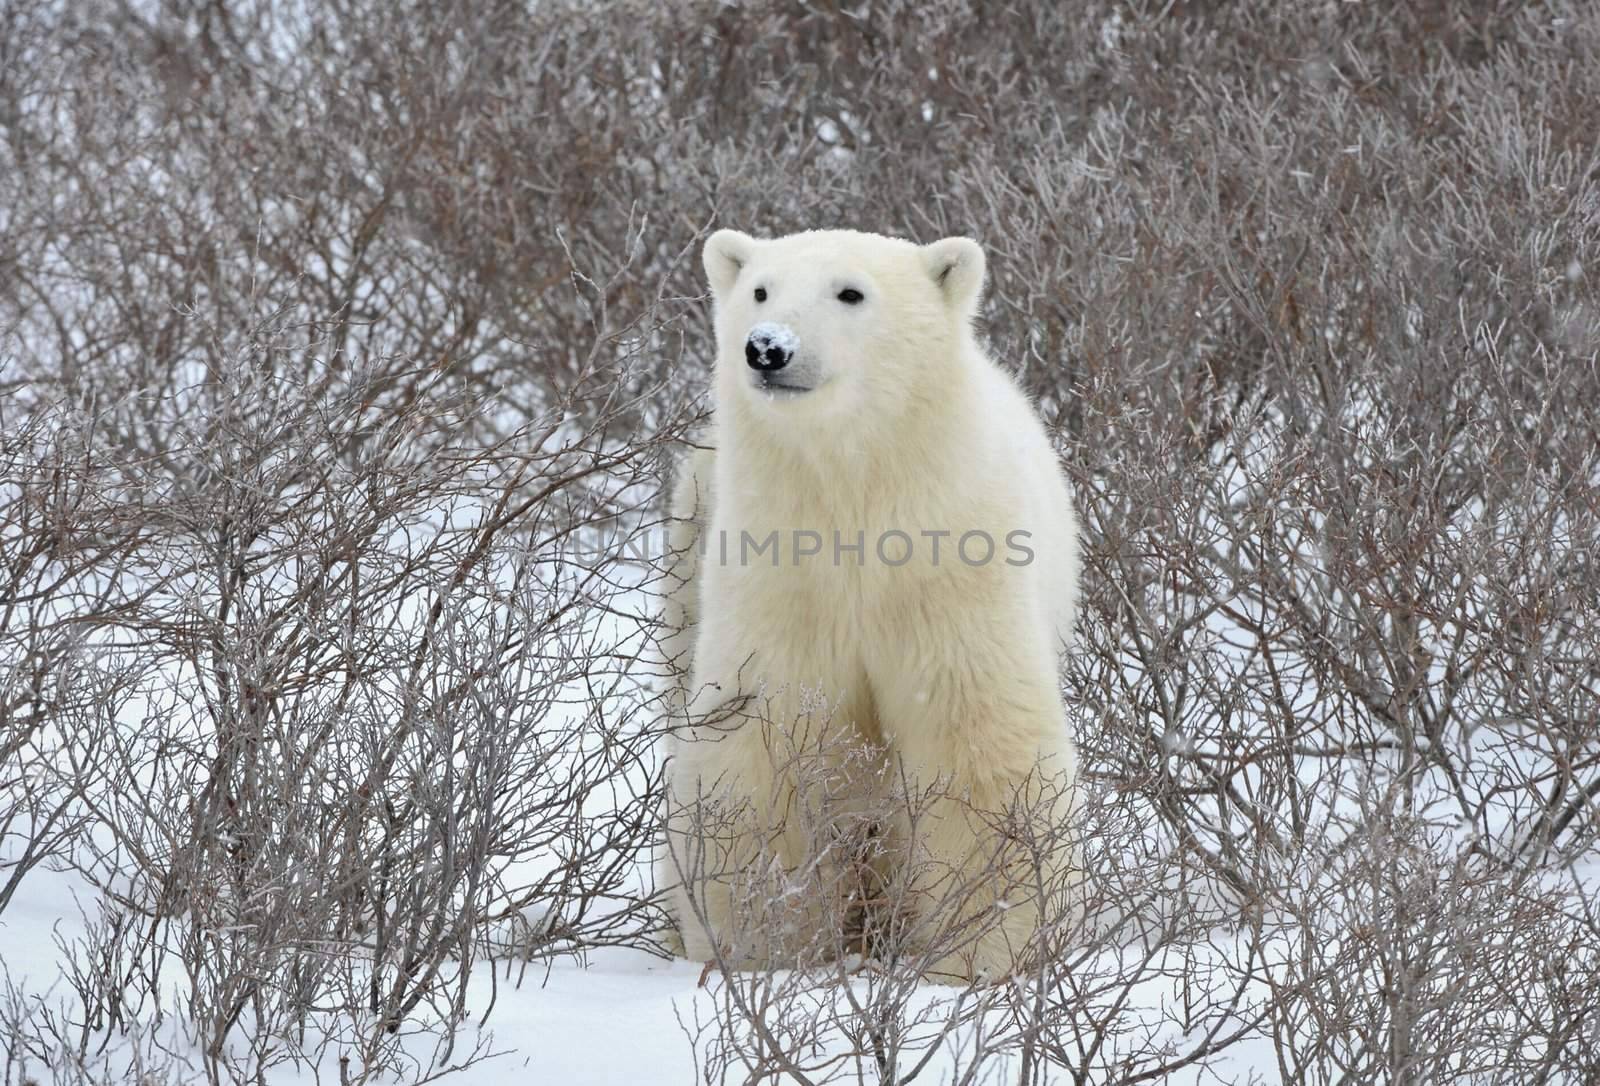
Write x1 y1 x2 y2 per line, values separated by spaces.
665 646 881 970
870 622 1079 984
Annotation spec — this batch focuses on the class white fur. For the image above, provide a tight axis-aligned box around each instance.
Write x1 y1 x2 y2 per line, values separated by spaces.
663 228 1080 981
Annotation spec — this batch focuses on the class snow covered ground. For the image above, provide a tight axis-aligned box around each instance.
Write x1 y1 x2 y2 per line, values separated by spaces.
2 886 1280 1085
2 890 704 1083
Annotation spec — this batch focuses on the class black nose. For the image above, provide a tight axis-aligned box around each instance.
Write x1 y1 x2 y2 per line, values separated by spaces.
745 335 791 371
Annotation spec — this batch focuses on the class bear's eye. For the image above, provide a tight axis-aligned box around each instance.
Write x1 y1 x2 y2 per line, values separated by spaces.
837 288 864 305
754 287 767 303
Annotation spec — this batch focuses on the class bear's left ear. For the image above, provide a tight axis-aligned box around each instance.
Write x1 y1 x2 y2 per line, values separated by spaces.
703 229 756 299
922 236 986 314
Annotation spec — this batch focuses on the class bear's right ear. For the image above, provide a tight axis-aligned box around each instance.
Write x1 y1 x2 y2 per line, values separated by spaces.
922 236 987 315
703 229 756 298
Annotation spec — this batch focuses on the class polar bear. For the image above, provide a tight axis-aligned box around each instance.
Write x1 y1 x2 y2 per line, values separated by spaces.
662 228 1079 982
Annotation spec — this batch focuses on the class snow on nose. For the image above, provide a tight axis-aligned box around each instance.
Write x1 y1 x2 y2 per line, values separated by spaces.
745 321 801 371
749 321 800 356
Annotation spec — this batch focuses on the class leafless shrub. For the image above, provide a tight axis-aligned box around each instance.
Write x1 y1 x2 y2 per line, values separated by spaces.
3 293 690 1077
1260 814 1600 1084
1 962 201 1086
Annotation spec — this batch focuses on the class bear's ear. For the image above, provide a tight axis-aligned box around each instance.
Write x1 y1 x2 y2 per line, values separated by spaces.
922 236 986 314
703 229 756 298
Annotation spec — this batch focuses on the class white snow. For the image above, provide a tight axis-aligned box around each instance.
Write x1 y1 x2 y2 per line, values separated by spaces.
749 321 801 356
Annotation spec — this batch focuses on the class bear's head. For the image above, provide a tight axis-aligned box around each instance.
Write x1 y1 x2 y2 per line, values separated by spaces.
702 229 986 431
